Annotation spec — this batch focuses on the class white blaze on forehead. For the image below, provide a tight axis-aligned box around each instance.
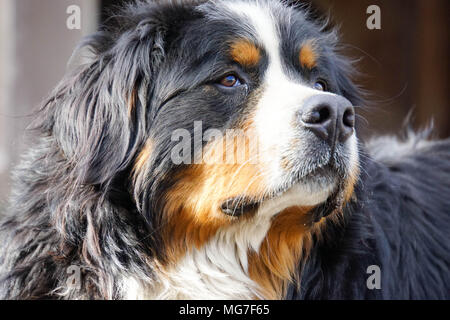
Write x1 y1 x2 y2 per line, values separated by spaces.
225 1 283 72
226 1 334 189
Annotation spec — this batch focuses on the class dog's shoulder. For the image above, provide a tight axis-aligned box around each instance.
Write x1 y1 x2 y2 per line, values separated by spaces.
361 132 450 299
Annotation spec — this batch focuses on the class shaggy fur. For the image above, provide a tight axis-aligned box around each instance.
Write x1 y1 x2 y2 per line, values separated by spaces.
0 0 449 300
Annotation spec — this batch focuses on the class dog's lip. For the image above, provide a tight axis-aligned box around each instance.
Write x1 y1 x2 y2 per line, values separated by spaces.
280 163 335 193
220 163 339 217
220 197 260 217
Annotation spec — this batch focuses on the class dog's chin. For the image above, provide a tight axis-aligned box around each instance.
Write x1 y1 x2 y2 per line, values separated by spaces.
257 169 338 219
221 165 340 219
258 145 357 220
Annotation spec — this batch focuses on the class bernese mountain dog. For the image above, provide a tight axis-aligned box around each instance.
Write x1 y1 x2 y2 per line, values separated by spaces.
0 0 449 300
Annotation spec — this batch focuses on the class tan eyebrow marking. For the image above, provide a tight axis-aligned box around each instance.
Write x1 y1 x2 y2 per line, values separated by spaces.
230 39 261 67
299 40 318 69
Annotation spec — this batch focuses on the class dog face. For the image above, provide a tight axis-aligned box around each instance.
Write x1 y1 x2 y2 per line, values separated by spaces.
48 0 361 297
128 0 360 256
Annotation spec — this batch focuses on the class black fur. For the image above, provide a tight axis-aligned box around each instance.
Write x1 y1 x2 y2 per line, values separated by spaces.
0 0 448 300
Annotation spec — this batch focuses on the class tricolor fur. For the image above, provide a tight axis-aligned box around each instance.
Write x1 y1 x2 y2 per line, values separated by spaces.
0 0 449 300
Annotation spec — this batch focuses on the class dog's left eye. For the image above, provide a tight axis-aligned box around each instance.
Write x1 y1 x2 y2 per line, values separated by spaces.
218 74 242 88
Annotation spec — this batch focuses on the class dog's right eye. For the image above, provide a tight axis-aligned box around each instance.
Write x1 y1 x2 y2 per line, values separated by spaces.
218 74 243 88
313 79 328 92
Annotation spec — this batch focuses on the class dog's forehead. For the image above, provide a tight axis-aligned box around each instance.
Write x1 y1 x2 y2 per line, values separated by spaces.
218 0 284 47
194 0 319 64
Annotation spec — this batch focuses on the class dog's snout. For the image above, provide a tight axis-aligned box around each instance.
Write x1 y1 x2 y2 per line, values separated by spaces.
299 95 355 144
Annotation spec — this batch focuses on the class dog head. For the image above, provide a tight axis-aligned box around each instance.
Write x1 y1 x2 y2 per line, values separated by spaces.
43 0 361 298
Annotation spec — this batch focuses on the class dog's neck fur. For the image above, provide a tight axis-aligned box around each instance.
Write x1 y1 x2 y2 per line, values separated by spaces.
121 188 328 300
121 211 270 299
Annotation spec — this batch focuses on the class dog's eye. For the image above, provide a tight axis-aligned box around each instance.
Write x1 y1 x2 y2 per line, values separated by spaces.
314 80 328 92
218 74 242 88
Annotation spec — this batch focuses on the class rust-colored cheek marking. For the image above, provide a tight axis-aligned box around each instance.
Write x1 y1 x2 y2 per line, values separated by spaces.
339 156 361 208
161 122 266 265
299 41 318 69
230 39 261 67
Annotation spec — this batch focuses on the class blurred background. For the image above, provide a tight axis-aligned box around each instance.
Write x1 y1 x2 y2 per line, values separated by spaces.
0 0 449 210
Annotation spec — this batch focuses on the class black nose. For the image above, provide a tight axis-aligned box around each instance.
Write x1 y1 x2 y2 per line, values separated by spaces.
300 95 355 145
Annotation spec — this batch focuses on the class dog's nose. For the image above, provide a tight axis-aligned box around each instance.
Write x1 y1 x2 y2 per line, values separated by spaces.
300 95 355 144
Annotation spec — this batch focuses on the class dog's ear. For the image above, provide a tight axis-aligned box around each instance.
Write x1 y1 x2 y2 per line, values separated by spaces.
37 10 169 186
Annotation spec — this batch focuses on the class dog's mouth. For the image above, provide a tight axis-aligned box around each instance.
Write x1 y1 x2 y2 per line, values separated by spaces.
220 161 347 220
